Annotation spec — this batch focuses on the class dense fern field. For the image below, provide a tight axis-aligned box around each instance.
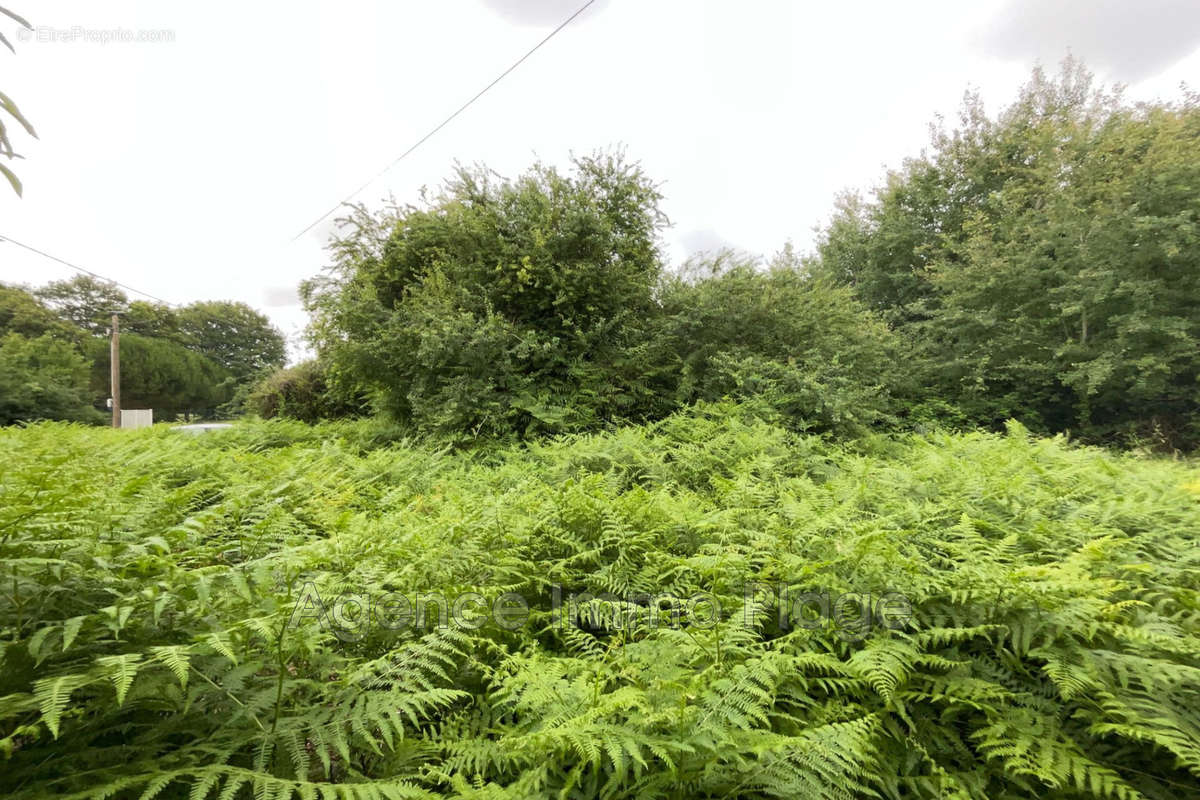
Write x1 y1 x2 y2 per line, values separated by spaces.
2 406 1198 799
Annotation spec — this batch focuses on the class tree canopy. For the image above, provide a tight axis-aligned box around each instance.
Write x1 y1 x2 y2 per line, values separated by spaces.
0 281 283 424
0 332 99 424
88 333 233 420
174 300 287 380
35 278 286 380
0 284 80 341
815 60 1200 448
35 276 129 336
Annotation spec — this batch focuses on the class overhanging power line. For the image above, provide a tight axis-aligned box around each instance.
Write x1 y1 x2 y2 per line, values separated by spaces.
0 233 176 306
290 0 596 241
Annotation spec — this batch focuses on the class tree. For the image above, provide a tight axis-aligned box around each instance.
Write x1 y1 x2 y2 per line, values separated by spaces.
0 283 80 341
175 301 286 381
35 275 129 336
89 333 233 420
123 300 181 341
0 277 283 423
305 151 667 437
0 332 100 424
0 5 36 196
814 60 1200 447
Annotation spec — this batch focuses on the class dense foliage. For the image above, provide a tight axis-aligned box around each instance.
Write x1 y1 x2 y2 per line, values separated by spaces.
0 285 81 341
650 251 899 435
36 276 287 382
245 359 366 423
0 332 101 424
304 153 669 437
0 287 95 423
1 408 1198 799
814 62 1200 448
3 58 1198 800
172 301 288 381
87 333 234 420
302 64 1198 449
303 156 899 438
35 276 131 337
0 279 285 423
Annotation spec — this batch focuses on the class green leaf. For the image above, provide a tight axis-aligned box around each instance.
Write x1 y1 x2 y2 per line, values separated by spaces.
0 90 37 137
27 624 57 663
205 632 238 665
0 161 22 196
61 616 86 652
33 673 89 739
96 653 142 706
137 773 174 800
150 645 190 689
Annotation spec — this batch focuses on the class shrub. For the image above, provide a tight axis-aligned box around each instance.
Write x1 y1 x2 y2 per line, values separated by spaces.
303 151 668 438
651 251 901 436
246 360 365 423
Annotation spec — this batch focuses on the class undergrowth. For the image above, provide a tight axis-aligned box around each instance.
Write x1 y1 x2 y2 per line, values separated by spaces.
1 404 1197 798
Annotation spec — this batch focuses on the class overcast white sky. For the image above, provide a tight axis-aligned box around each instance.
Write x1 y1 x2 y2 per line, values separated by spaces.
2 0 1198 359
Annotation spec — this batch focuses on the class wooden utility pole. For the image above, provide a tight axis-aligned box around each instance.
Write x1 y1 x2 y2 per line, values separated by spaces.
110 313 121 428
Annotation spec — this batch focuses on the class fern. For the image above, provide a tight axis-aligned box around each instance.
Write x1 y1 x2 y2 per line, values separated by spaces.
1 410 1198 798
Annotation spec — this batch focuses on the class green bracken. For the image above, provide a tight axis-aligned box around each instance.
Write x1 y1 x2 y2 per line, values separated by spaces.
1 404 1197 798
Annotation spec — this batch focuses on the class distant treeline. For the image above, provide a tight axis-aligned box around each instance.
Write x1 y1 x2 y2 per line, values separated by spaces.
0 276 286 424
261 63 1197 450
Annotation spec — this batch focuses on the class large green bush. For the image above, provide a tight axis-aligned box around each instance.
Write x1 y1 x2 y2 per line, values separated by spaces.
304 156 906 440
245 360 365 423
651 251 900 436
1 408 1197 798
305 152 667 438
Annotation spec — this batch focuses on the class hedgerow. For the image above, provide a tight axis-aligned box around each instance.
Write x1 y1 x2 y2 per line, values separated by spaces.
1 405 1197 798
